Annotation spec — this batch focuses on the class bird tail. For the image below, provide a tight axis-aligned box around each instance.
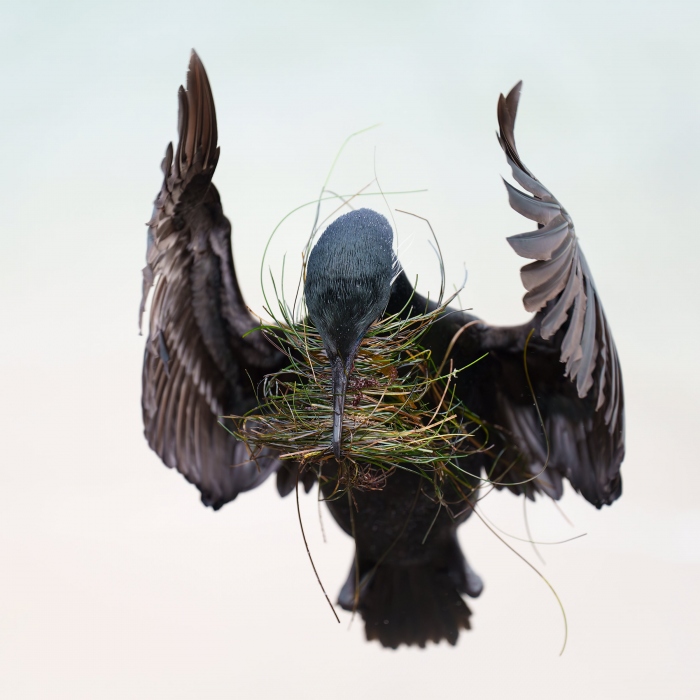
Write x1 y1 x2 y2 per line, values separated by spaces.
338 537 482 649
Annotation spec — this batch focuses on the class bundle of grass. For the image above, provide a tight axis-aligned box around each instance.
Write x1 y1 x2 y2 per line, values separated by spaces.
224 283 489 499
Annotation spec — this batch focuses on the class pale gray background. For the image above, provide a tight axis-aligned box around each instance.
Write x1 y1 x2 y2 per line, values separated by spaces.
1 1 699 698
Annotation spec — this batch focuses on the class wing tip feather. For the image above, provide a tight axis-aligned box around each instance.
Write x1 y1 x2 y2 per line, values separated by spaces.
498 82 624 445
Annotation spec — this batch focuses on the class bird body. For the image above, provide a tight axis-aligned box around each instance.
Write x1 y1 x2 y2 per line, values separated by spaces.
140 52 625 648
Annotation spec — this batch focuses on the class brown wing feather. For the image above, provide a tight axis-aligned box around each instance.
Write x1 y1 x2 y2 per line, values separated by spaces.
481 321 624 507
140 51 285 509
385 83 625 509
497 82 624 453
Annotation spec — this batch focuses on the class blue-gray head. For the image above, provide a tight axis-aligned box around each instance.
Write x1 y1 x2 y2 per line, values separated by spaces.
304 208 396 458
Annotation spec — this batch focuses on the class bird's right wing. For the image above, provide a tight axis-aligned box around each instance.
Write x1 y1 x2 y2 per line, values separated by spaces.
387 82 624 509
462 82 625 507
140 52 287 509
497 82 623 416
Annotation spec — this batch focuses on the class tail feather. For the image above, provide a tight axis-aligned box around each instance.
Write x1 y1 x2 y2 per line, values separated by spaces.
360 565 471 649
339 540 483 649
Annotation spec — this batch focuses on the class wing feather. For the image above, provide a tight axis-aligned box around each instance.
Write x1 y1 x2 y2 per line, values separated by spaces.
498 82 624 427
506 215 570 260
388 84 625 509
488 82 624 505
140 51 287 509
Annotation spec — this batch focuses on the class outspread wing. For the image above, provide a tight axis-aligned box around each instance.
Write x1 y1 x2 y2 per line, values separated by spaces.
140 51 286 509
498 82 623 421
482 82 624 506
388 82 624 508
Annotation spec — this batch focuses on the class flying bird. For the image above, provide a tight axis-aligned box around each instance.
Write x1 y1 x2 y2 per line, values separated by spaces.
139 51 625 649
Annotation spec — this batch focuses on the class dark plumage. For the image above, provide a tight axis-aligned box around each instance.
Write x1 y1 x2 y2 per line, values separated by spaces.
305 208 394 362
305 208 395 457
139 52 625 648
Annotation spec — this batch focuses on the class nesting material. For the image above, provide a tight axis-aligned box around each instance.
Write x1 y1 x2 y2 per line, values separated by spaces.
225 290 487 495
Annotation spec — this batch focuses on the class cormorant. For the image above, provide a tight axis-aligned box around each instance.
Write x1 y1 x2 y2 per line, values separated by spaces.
139 52 624 649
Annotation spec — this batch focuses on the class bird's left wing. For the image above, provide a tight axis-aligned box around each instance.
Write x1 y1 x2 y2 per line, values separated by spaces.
139 52 287 509
474 82 625 507
395 83 624 508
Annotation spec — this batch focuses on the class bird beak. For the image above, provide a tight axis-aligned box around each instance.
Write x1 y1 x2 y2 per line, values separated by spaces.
331 355 348 459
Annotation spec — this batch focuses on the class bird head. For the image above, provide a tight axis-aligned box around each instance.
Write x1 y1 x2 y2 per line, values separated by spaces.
304 208 396 459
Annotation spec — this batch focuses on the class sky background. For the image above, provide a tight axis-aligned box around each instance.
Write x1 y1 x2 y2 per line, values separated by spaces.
1 0 699 698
